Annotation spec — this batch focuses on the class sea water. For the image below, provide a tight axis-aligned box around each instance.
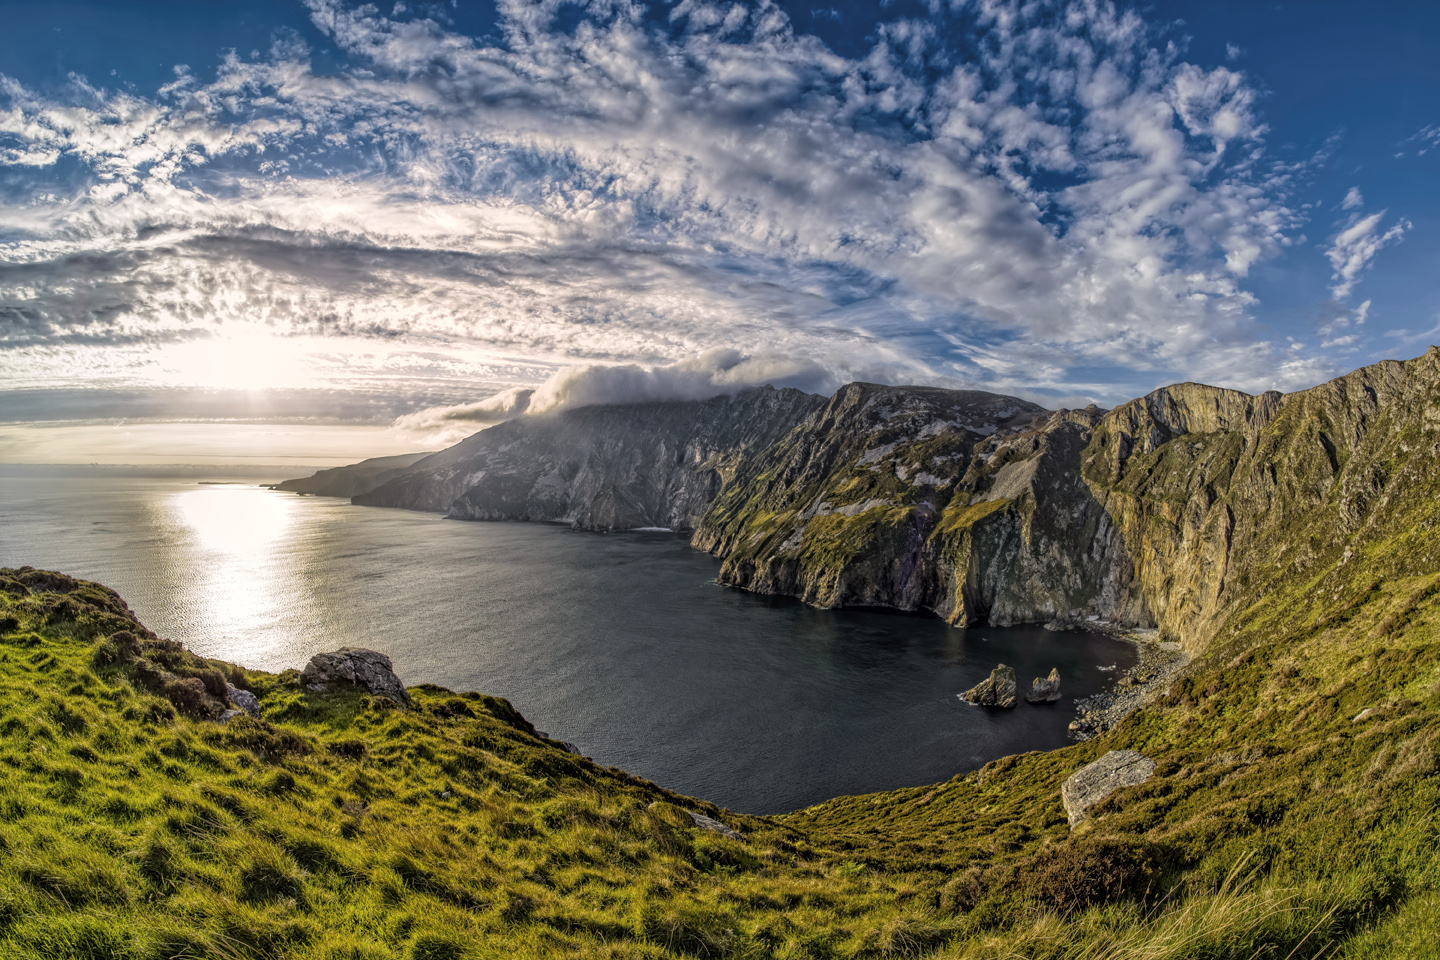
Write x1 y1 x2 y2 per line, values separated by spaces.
0 477 1134 813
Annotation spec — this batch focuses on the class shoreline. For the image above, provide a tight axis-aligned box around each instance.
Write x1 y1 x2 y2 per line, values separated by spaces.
1067 626 1191 740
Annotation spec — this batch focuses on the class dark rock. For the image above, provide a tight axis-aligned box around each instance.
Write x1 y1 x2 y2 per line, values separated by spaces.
959 663 1018 708
301 647 409 705
1061 750 1156 827
1026 667 1062 703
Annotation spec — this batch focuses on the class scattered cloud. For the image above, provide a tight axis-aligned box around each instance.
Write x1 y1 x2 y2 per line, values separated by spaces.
1325 207 1410 301
1341 187 1363 211
0 0 1343 436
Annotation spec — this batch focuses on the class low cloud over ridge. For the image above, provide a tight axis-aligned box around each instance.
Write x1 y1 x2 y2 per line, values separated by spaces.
396 350 838 444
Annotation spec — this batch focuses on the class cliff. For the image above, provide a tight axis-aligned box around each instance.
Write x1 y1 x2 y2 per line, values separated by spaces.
354 387 826 531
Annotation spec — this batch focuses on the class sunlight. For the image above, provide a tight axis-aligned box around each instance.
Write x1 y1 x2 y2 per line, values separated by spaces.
157 332 314 391
173 486 292 554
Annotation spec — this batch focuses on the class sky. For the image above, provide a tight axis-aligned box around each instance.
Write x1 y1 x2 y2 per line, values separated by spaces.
1 0 1437 464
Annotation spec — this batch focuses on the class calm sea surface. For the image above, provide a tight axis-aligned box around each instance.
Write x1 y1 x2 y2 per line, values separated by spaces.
0 477 1133 813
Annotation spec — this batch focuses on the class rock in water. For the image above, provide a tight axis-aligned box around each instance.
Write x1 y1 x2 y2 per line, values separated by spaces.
1061 750 1156 827
301 647 409 705
959 664 1018 708
1026 668 1062 703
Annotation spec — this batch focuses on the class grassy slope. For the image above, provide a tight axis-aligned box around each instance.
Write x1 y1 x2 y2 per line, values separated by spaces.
0 572 928 960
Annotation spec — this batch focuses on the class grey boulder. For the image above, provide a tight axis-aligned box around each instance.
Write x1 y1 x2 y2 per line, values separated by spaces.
959 664 1018 708
1025 668 1062 703
301 647 409 705
1062 750 1156 827
226 683 262 717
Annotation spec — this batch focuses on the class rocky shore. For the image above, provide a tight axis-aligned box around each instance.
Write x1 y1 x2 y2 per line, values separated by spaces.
1068 632 1190 740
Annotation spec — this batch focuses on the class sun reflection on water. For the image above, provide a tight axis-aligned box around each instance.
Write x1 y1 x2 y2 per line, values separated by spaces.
166 485 306 666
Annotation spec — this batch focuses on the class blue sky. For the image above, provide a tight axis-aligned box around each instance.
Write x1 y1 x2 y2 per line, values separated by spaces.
0 0 1437 462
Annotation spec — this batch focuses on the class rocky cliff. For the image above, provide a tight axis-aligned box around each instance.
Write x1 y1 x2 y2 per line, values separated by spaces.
343 348 1440 655
354 387 826 531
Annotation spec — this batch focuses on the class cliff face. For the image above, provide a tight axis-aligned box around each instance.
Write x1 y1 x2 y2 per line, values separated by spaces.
695 349 1440 650
348 348 1440 654
274 452 434 498
354 387 826 531
1082 349 1440 650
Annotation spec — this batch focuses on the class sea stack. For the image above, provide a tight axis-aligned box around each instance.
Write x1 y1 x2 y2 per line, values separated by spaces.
1026 668 1062 703
959 663 1018 708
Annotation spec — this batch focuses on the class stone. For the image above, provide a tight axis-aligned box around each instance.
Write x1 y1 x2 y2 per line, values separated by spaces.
1062 750 1156 827
1026 668 1062 703
686 811 742 839
301 647 409 705
226 683 261 718
959 664 1018 708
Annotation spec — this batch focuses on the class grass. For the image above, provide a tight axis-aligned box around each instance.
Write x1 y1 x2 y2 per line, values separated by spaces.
5 549 1440 957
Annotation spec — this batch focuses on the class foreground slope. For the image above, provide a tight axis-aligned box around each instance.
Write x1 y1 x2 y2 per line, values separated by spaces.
4 541 1440 958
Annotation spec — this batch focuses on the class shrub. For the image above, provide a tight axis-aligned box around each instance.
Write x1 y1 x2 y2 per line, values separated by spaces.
1027 837 1161 913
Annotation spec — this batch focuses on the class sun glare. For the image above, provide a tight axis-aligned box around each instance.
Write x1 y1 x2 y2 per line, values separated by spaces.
159 332 314 391
173 486 293 554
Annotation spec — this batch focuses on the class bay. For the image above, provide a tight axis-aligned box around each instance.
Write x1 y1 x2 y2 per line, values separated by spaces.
0 476 1134 814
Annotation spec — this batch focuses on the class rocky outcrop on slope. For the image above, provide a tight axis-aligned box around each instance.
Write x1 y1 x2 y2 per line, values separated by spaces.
355 388 825 531
301 648 409 705
1061 750 1156 827
275 452 434 498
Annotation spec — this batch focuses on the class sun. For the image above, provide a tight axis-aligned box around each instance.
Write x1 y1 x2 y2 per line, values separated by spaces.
155 329 316 391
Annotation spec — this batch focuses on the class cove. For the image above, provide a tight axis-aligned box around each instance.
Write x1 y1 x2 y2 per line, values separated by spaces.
0 477 1135 813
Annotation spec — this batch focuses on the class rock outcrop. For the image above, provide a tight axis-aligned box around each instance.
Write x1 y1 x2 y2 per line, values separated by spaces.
1025 668 1061 703
959 664 1018 708
1061 750 1156 827
301 648 409 705
226 683 261 717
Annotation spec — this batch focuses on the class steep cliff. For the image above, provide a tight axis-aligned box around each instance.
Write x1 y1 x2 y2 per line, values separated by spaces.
354 387 825 531
695 349 1440 649
1083 349 1440 650
689 383 1131 624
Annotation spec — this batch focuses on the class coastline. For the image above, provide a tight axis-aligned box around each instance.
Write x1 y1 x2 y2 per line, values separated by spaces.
1067 625 1192 740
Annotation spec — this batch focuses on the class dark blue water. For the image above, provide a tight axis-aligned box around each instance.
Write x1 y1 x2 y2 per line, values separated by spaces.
0 477 1133 813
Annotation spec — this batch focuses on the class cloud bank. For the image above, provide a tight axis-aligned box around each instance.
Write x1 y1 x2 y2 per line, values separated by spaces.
395 348 839 443
0 0 1391 435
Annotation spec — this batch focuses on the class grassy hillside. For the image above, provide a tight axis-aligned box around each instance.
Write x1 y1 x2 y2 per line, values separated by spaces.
4 554 1439 958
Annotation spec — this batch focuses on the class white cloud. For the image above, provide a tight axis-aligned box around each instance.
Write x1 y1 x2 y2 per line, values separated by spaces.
0 0 1333 420
1341 187 1363 211
1325 208 1410 301
395 348 840 444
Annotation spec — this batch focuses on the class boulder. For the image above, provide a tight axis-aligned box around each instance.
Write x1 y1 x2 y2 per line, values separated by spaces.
959 664 1018 708
301 647 409 705
1025 668 1062 703
1062 750 1155 827
686 810 743 839
226 683 261 718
